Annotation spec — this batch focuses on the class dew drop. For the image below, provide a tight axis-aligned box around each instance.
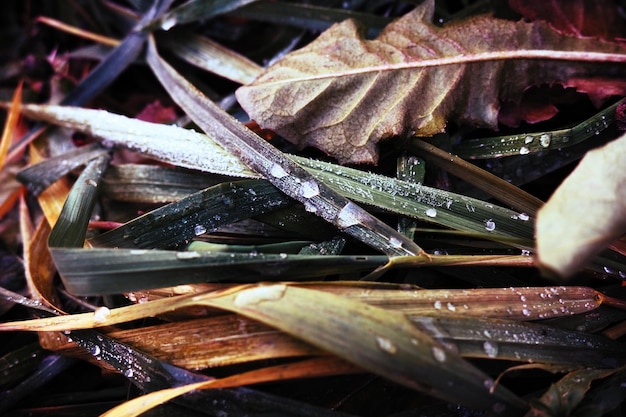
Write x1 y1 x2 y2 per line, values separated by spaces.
446 302 456 312
432 346 447 362
433 300 442 310
270 164 288 178
176 251 201 260
519 147 530 155
93 306 110 323
539 133 551 148
522 308 531 317
425 208 437 218
234 284 287 307
375 336 397 354
300 180 320 198
484 219 496 232
518 212 530 221
85 179 98 187
388 236 403 249
90 345 101 356
160 16 177 31
194 224 207 236
524 136 534 144
336 202 362 228
483 341 499 358
519 295 527 302
124 368 134 378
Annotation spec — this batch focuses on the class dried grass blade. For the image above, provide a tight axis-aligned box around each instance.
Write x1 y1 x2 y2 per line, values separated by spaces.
0 81 22 169
145 36 423 257
159 32 262 84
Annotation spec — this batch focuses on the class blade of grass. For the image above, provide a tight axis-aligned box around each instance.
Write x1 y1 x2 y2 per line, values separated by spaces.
455 99 623 159
17 143 109 196
230 2 389 38
89 179 292 249
48 155 110 248
0 81 22 168
145 35 423 257
404 139 543 216
158 32 262 84
51 248 387 295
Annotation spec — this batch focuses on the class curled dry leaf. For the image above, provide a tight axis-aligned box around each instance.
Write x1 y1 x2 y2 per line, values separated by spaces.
536 132 626 278
236 0 626 164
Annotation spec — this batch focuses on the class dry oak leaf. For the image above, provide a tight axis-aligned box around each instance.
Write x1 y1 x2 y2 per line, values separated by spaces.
536 131 626 279
236 0 626 164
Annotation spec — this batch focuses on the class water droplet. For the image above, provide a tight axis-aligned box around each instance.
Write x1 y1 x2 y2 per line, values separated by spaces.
524 136 534 144
483 330 492 338
234 284 287 307
130 249 148 255
484 378 495 390
336 202 362 228
194 224 207 235
300 180 320 198
519 295 527 302
433 300 442 310
539 133 551 148
160 15 177 30
484 219 496 232
93 306 110 323
522 308 531 317
483 341 498 358
279 253 288 259
432 346 447 362
176 251 201 260
518 213 530 221
521 249 531 256
90 345 101 356
375 336 397 354
124 368 134 378
425 208 437 218
446 302 456 312
519 147 530 155
85 179 98 187
388 236 403 249
270 164 288 178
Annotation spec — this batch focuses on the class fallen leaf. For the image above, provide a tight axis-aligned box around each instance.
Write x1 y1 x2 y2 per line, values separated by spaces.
236 0 626 164
536 132 626 278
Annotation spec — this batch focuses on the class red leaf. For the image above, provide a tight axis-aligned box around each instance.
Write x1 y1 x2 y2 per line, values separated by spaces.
509 0 624 41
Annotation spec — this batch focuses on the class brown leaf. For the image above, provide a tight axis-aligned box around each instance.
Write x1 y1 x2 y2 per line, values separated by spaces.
536 132 626 278
236 0 626 164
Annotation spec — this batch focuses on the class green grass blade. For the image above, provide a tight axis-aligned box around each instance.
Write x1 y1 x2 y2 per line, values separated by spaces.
48 155 110 248
89 179 291 249
50 249 387 295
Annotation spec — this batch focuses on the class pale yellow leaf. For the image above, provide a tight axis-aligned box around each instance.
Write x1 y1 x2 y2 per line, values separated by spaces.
536 132 626 278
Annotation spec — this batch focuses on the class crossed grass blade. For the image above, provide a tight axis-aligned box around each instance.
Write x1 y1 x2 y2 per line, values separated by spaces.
10 102 535 247
0 284 528 414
